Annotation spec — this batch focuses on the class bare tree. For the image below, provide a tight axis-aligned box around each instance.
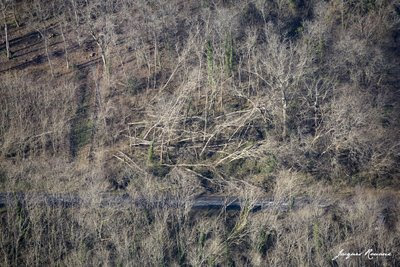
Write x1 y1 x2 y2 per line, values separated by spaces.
83 2 119 78
55 2 70 70
0 0 10 59
25 0 55 77
254 25 313 140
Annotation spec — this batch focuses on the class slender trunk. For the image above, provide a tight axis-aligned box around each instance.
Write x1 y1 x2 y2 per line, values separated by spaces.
314 86 319 135
91 31 108 77
3 10 10 59
116 50 127 80
39 30 54 78
12 3 19 28
153 34 157 88
100 52 107 74
219 65 223 111
146 51 151 90
71 0 82 46
281 89 287 139
71 0 79 26
59 23 69 69
341 0 345 30
204 87 208 141
128 126 133 152
45 37 54 77
160 134 164 164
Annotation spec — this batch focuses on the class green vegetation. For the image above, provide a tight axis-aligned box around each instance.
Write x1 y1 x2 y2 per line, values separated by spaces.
147 141 155 164
71 119 93 151
0 169 6 186
313 222 322 253
256 228 276 256
224 33 234 76
206 40 214 85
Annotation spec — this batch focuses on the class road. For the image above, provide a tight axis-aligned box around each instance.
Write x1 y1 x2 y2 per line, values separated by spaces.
0 192 327 212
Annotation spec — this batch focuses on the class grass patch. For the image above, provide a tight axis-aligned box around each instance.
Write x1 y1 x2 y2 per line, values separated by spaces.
70 119 93 156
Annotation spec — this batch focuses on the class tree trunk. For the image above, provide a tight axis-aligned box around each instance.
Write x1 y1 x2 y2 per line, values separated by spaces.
204 87 208 141
91 31 108 77
341 0 345 30
59 23 69 69
160 134 164 164
314 86 319 135
39 30 54 78
153 34 157 89
12 2 19 28
3 10 10 59
45 37 54 78
281 89 287 139
100 52 107 74
71 0 82 46
71 0 79 26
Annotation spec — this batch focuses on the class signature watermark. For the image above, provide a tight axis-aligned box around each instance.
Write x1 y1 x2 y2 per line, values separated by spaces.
332 249 392 261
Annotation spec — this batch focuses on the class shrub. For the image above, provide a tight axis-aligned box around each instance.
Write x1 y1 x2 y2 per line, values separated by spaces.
149 164 170 178
0 168 6 187
224 34 234 76
70 120 93 151
147 141 155 164
256 228 277 256
126 77 146 95
206 40 214 85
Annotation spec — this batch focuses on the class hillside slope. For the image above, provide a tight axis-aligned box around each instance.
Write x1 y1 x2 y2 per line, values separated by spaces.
1 0 400 266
